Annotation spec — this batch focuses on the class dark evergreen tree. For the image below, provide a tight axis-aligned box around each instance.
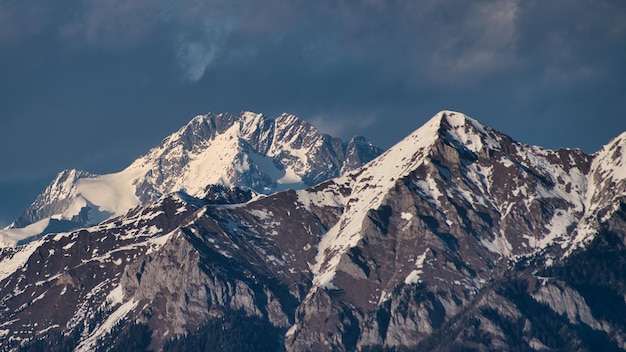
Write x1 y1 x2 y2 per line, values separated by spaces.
163 310 280 352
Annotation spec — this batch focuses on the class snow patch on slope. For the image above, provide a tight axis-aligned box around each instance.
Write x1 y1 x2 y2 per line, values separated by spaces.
0 240 42 281
569 132 626 252
70 168 144 218
75 299 138 352
481 234 513 256
404 250 429 284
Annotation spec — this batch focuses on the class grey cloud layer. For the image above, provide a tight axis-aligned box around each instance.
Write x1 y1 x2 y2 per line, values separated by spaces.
3 0 624 84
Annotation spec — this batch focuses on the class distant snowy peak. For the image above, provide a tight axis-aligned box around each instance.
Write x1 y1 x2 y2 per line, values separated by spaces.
12 169 96 228
130 111 381 200
3 111 382 246
342 136 386 173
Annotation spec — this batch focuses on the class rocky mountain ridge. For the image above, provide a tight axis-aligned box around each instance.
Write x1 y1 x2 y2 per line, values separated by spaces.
0 111 381 247
0 110 625 351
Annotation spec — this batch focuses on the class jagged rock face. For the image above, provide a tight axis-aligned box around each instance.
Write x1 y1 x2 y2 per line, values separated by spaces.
2 111 382 247
423 202 626 352
1 111 626 351
342 135 383 174
201 184 254 204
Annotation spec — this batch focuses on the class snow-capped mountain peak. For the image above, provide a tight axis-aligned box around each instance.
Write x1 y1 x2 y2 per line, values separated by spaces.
310 110 459 288
1 111 382 247
436 110 502 152
307 110 594 290
10 169 95 229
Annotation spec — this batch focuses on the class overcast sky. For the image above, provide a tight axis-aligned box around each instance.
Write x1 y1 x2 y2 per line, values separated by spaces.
1 0 625 227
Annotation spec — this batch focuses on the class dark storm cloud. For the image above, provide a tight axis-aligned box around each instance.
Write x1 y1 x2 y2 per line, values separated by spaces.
3 0 623 86
1 0 625 223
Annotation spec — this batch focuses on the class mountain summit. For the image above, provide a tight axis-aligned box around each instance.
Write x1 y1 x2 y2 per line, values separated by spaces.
1 111 382 247
1 110 625 351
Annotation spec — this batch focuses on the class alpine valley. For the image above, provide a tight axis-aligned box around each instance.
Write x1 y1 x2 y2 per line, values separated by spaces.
1 110 626 352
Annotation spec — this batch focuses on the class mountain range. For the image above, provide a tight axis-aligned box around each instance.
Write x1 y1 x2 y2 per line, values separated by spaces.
0 111 381 247
0 110 625 351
